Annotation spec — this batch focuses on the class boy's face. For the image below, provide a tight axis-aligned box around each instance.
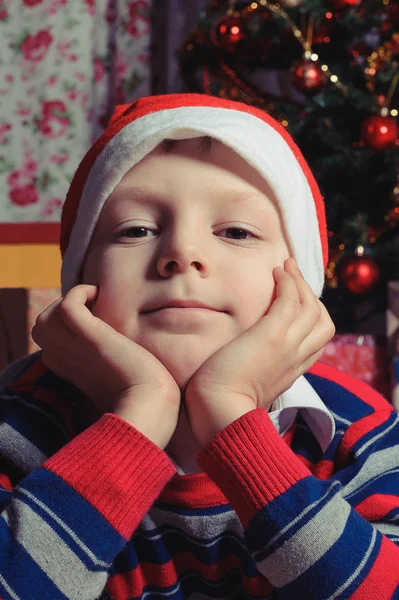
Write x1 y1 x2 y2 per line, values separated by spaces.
82 138 291 390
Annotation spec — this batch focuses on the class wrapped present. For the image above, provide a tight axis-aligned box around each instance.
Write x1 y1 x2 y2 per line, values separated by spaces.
0 288 61 371
387 281 399 358
0 288 28 371
321 334 390 399
27 288 61 354
392 357 399 411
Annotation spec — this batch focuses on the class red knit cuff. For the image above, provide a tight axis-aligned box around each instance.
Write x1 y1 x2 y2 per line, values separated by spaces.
196 408 311 528
44 413 176 539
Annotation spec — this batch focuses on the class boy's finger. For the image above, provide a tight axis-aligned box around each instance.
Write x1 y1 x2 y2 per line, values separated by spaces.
265 267 300 328
284 258 313 304
58 285 101 335
297 347 326 376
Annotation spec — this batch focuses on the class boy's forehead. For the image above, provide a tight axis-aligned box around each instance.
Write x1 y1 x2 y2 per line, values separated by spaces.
107 137 280 204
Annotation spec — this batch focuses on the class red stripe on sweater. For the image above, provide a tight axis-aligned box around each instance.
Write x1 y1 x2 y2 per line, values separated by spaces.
308 362 393 411
349 535 399 599
338 408 394 462
0 472 13 492
297 455 336 479
8 356 48 391
355 493 399 521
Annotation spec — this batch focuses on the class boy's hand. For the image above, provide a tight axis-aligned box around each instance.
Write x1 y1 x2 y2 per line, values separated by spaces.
32 284 181 449
184 258 336 447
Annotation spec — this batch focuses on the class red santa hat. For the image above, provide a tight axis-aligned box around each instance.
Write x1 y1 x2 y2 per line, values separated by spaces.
60 93 328 297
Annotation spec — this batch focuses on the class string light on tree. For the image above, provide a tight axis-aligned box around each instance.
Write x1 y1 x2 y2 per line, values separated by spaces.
280 0 303 8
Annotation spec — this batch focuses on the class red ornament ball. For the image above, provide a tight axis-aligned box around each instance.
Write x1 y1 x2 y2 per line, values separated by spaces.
290 59 327 95
336 255 380 295
361 115 399 151
212 15 247 52
332 0 361 9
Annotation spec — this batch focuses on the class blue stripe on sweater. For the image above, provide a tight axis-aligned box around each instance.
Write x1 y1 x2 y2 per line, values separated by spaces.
17 468 125 562
245 478 341 555
0 512 69 600
14 486 110 571
276 509 380 599
0 391 69 457
112 527 260 578
250 480 340 562
351 412 399 457
343 467 399 506
304 371 375 422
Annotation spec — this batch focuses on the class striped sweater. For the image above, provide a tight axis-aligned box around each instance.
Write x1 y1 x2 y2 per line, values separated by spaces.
0 353 399 599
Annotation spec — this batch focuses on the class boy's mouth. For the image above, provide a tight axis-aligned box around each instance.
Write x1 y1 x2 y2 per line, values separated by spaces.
142 299 223 312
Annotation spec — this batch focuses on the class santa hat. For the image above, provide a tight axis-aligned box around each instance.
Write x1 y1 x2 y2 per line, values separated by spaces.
60 93 328 297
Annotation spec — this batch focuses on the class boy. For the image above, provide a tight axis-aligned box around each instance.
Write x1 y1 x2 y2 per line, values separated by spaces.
0 93 398 600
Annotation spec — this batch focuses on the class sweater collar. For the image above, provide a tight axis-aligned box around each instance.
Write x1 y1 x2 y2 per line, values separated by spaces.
269 374 335 454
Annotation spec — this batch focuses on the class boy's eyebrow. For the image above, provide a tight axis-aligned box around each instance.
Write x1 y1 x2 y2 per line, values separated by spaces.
110 186 274 211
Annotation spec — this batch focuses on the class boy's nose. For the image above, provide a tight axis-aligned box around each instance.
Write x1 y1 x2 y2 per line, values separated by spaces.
157 254 207 276
156 241 209 276
155 221 212 277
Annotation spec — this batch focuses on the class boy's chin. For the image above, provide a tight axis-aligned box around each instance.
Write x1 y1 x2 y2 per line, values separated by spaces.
150 343 224 392
160 355 208 392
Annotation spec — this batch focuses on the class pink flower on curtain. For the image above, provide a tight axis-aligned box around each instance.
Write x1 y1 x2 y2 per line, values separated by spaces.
46 75 58 86
93 57 106 83
25 160 39 175
85 0 95 17
0 124 12 145
41 198 63 217
37 118 68 138
21 30 53 62
36 100 70 139
10 184 39 207
42 100 68 119
126 0 150 37
16 103 31 117
0 8 8 20
116 53 128 80
50 153 69 165
66 88 79 101
7 170 32 189
22 0 44 6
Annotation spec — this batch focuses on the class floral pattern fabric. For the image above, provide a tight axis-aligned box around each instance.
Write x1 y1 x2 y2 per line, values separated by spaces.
0 0 151 225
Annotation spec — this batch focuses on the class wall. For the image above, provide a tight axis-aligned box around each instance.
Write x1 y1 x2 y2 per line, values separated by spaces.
0 244 61 288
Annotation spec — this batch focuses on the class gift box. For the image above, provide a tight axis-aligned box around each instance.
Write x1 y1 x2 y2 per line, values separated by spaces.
321 334 390 399
392 357 399 411
0 288 28 371
387 281 399 358
0 288 61 370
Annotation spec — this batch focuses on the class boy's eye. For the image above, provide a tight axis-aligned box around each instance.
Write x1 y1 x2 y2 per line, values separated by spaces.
121 226 154 238
117 226 258 241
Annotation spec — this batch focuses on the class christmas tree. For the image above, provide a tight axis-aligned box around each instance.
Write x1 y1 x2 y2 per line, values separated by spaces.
178 0 399 333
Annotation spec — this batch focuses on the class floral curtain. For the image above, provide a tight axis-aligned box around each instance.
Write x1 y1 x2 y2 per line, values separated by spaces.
0 0 151 229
